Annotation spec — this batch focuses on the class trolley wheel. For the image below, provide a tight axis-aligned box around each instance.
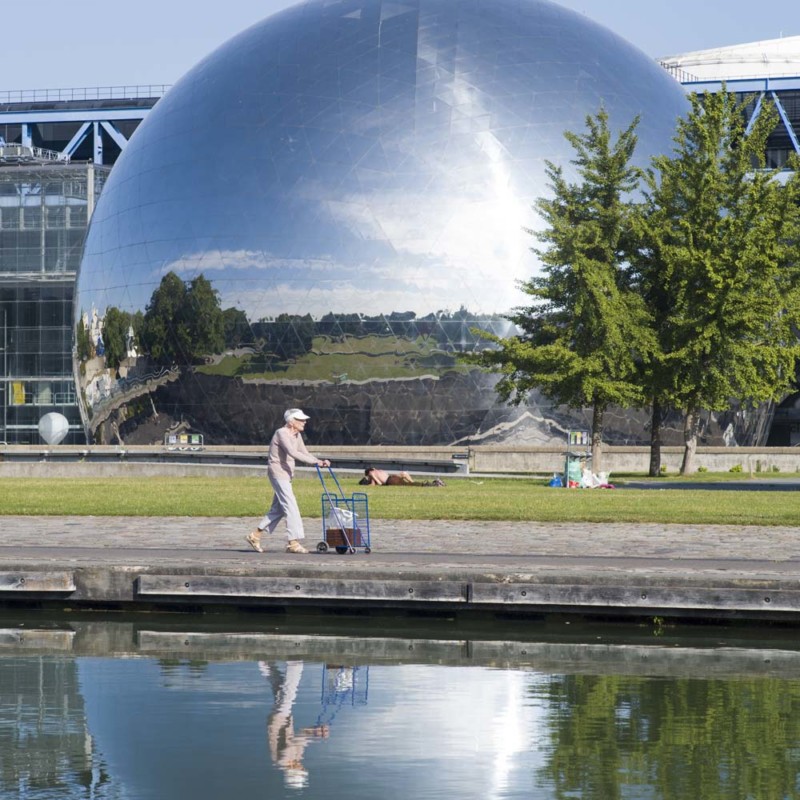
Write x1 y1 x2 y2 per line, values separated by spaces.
335 546 349 554
316 541 329 553
348 547 356 554
364 546 371 554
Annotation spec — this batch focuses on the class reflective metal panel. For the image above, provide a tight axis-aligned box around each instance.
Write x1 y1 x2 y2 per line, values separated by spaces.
75 0 688 446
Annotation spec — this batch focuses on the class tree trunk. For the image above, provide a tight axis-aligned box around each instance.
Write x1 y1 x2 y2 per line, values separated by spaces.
680 408 698 475
591 403 605 473
649 398 663 477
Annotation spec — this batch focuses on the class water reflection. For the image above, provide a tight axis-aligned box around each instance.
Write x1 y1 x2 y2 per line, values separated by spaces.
264 661 332 789
2 619 800 798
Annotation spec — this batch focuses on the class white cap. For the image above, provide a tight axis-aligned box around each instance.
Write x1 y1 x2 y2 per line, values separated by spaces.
284 408 310 422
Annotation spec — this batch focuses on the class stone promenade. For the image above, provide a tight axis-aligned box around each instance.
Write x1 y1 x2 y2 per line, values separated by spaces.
0 515 799 621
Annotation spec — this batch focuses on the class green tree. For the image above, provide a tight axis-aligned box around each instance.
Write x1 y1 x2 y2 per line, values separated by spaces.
101 306 133 372
75 312 92 362
141 272 188 365
470 109 653 469
140 271 225 365
185 274 224 357
637 91 800 474
269 313 315 361
538 672 800 800
222 307 251 348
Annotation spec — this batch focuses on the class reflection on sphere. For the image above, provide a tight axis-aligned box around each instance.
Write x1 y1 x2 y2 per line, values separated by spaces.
75 0 688 446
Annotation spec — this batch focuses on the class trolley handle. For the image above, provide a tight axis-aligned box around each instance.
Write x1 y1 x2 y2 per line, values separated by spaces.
316 464 345 503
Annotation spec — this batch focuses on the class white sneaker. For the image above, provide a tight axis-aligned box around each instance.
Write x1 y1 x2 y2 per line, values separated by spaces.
285 540 308 554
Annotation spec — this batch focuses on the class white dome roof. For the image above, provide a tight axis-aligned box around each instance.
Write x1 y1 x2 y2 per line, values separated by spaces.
660 36 800 82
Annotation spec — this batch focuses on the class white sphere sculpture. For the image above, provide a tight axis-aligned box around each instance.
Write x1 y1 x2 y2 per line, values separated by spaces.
38 412 70 445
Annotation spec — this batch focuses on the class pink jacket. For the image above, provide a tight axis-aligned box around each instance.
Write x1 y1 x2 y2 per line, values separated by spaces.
268 426 319 480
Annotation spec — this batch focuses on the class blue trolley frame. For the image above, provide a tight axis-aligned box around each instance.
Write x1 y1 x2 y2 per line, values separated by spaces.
315 465 371 554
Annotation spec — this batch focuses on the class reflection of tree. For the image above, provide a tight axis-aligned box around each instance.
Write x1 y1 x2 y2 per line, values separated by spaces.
222 307 252 348
538 674 800 799
140 272 225 365
102 307 139 371
251 308 507 360
75 313 93 362
253 314 315 362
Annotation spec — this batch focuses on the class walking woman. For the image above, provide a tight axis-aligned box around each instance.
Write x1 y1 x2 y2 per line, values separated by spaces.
247 408 330 554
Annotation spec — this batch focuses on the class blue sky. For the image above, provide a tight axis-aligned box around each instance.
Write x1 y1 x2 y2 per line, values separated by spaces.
1 0 796 91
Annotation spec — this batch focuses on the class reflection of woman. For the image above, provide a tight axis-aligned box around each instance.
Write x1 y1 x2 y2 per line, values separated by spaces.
260 661 329 790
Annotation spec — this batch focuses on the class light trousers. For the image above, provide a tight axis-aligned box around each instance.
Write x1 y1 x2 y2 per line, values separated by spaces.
257 475 305 541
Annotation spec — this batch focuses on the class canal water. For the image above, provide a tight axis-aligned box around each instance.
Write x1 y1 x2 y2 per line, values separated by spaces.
1 614 799 799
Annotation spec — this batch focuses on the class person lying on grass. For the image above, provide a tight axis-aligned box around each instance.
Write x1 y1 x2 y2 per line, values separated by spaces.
359 466 444 487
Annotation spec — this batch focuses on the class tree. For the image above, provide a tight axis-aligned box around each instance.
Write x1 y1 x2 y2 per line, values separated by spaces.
140 271 225 365
267 313 315 361
75 313 93 363
101 306 134 372
222 307 251 348
184 274 224 357
470 109 653 469
636 91 800 474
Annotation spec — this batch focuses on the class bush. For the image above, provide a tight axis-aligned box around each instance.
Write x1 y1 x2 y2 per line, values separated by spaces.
697 466 708 473
729 464 743 473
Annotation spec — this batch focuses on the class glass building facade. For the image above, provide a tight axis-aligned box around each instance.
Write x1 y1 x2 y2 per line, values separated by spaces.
0 156 108 443
75 0 691 447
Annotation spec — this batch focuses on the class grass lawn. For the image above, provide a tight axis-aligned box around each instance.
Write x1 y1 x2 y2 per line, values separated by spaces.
2 474 800 525
196 334 471 381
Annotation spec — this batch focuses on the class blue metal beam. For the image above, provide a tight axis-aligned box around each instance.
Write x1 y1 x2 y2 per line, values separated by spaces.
683 76 800 94
744 92 765 136
99 121 129 151
63 122 91 158
93 122 103 164
0 108 151 125
771 91 800 154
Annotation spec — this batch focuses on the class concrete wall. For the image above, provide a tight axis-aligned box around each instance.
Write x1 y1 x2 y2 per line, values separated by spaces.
2 443 800 477
467 446 800 476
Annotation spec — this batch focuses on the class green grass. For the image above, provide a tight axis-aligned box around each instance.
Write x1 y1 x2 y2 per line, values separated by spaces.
3 475 800 524
196 334 471 381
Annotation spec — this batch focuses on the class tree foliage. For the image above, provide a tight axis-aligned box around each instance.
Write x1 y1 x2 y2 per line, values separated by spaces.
101 306 136 371
470 109 653 468
539 672 800 799
222 307 252 348
637 91 800 473
75 313 93 362
140 271 225 365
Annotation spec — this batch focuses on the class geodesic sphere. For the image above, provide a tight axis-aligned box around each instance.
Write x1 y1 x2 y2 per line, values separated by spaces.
75 0 688 446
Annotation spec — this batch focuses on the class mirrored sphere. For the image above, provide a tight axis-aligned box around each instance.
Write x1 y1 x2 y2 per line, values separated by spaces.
75 0 688 446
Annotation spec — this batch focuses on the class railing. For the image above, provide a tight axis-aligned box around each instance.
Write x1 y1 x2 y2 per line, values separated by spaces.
0 85 171 104
0 143 68 163
660 62 800 85
658 62 700 84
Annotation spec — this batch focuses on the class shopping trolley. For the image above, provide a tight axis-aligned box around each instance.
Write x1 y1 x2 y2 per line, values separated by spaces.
315 664 369 727
315 465 371 554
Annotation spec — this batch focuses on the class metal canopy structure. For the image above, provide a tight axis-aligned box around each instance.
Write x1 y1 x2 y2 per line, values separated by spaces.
660 38 800 169
0 86 168 165
0 158 109 443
